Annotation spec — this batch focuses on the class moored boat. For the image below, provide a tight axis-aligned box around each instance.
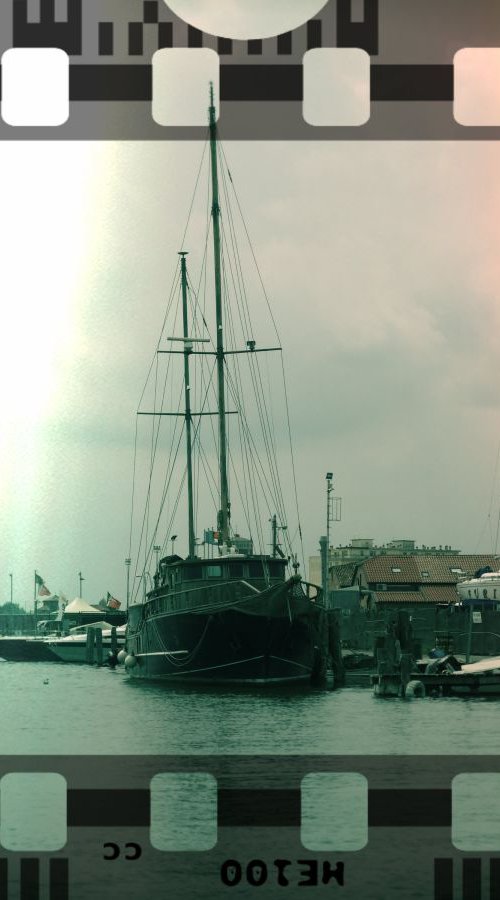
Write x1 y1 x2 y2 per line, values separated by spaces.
456 567 500 607
47 623 126 664
125 88 328 684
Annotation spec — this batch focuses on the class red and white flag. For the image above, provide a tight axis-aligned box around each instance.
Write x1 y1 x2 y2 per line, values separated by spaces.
38 584 51 597
106 592 121 609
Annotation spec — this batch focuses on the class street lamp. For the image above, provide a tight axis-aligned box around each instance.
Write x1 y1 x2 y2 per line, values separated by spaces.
171 535 178 556
78 571 84 597
9 573 12 605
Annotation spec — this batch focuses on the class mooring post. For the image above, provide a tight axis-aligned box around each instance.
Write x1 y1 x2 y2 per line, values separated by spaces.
95 628 103 666
85 627 95 664
110 626 117 655
373 619 403 696
329 609 345 687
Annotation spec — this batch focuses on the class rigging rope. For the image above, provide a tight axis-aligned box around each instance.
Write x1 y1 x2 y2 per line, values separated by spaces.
130 131 308 588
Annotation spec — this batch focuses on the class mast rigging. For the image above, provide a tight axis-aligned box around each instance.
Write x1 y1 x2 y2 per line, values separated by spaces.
209 82 230 546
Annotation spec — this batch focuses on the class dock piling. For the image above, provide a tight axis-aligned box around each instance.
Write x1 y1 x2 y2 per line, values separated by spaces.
85 628 95 664
372 611 417 697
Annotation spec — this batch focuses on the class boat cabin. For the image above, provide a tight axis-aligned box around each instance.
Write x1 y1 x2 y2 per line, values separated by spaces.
154 554 288 591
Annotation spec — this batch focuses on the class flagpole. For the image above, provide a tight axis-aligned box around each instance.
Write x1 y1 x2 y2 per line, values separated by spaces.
34 570 37 632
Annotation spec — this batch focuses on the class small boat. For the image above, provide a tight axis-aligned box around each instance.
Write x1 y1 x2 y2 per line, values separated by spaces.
125 88 328 684
405 654 500 696
47 623 126 663
0 635 61 663
0 622 125 664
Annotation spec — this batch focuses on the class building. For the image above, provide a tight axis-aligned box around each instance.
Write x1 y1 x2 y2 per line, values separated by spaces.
329 552 500 657
331 553 499 608
309 537 460 585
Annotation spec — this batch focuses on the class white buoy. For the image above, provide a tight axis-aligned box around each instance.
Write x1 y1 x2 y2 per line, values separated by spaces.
117 649 127 664
124 654 137 669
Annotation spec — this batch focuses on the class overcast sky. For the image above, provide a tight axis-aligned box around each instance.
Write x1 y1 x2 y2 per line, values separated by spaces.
1 4 500 605
2 135 500 608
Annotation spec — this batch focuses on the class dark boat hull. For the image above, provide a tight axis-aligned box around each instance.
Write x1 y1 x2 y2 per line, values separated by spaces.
126 580 328 684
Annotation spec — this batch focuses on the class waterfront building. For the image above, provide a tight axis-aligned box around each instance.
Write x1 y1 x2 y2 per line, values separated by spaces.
309 537 460 586
328 551 500 657
330 553 498 609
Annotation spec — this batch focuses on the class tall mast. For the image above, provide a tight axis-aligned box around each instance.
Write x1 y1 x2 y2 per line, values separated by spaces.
209 84 230 545
179 251 196 558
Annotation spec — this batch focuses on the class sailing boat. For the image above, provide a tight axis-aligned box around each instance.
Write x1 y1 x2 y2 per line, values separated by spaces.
125 88 328 684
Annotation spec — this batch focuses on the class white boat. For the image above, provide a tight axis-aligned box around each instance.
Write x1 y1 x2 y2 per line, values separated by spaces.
47 622 126 663
456 568 500 606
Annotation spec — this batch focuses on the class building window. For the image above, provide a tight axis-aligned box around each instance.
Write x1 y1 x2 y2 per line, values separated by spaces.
391 567 401 573
421 571 429 577
450 568 464 574
206 565 222 578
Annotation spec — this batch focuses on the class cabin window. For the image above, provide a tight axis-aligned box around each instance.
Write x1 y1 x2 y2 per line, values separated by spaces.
495 590 497 600
248 562 264 578
268 561 285 578
228 563 244 578
468 590 471 598
183 565 201 581
483 589 488 599
206 565 222 578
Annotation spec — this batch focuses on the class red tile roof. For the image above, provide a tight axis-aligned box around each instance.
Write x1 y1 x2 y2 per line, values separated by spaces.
412 555 497 583
373 591 428 604
362 554 498 585
363 556 420 583
420 585 459 604
330 563 358 588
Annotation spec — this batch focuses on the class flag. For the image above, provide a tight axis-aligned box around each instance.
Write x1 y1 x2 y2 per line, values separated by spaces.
204 529 220 546
106 592 121 609
34 573 44 586
38 584 51 597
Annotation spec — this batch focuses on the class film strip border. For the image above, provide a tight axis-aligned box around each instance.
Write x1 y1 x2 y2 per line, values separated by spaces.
435 858 500 900
0 755 499 899
0 0 498 139
0 857 68 900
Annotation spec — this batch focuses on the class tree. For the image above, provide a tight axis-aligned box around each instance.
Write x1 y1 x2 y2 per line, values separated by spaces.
0 602 25 615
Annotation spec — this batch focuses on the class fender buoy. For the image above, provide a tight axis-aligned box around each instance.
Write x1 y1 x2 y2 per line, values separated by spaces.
405 679 425 698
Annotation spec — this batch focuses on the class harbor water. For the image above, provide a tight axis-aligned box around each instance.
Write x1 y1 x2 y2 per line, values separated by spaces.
1 662 499 899
3 661 500 755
